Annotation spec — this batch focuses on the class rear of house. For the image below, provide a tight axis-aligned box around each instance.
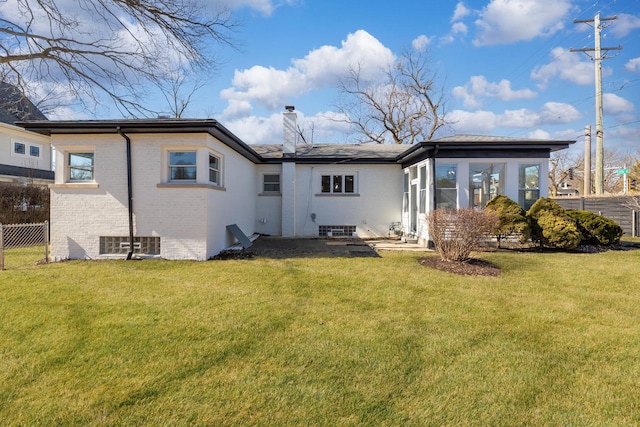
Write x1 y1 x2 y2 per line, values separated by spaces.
22 114 574 260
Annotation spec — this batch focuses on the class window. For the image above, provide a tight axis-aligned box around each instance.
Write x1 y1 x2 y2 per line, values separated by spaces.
68 152 94 181
321 174 355 194
403 171 409 214
519 164 540 210
169 151 197 181
263 174 281 193
470 163 505 208
30 145 40 157
435 164 457 209
13 142 25 155
209 154 220 184
100 236 160 255
419 165 427 213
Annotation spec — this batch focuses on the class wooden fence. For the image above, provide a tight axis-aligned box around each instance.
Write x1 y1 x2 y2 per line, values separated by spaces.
552 196 639 237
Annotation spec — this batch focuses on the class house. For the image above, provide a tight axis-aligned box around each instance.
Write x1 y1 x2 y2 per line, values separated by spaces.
21 110 574 260
0 83 53 184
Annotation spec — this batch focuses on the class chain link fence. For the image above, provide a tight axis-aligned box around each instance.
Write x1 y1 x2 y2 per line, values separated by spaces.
0 221 49 270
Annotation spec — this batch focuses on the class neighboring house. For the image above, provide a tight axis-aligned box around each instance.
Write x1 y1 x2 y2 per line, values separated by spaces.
0 83 53 184
21 111 574 260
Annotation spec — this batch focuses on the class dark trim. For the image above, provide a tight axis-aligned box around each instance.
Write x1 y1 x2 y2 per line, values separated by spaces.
0 163 54 181
19 119 265 164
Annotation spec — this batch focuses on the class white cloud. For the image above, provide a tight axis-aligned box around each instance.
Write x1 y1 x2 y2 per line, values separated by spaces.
603 93 634 114
451 22 468 35
447 102 580 133
610 13 640 37
451 2 471 22
473 0 572 46
526 129 551 139
625 57 640 73
538 102 581 123
531 47 612 88
447 110 498 133
220 30 395 117
452 75 536 109
215 0 298 16
224 109 354 145
412 35 433 51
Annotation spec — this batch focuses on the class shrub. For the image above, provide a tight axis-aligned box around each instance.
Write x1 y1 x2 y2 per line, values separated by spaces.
0 184 50 224
485 195 531 246
428 208 499 262
527 198 581 250
567 210 623 246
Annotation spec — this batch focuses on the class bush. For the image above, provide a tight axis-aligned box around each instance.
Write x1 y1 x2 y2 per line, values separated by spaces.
567 210 623 246
485 195 531 246
428 208 499 262
527 198 581 250
0 184 50 224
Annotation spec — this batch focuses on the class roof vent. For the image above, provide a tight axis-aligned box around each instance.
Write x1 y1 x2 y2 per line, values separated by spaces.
285 105 295 112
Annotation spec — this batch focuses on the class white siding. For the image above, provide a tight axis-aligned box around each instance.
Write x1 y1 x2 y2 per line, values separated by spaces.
0 122 52 181
50 132 257 261
292 164 403 238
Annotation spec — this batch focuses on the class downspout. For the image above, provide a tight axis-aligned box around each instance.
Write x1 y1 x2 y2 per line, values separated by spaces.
117 127 135 260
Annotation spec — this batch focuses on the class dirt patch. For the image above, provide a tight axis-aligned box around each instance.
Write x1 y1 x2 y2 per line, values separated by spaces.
418 256 501 276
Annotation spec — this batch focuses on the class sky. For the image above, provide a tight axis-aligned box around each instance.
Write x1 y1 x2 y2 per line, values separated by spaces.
55 0 640 153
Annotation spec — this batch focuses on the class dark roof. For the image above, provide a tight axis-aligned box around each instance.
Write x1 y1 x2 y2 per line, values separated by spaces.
0 83 47 125
252 143 407 162
0 164 54 181
19 119 575 165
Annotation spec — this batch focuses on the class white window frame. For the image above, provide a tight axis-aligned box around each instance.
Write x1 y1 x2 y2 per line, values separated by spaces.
169 151 197 182
209 153 221 185
518 163 540 210
262 173 281 194
13 141 26 156
469 162 505 208
320 173 357 195
67 152 95 182
29 145 40 158
435 163 458 210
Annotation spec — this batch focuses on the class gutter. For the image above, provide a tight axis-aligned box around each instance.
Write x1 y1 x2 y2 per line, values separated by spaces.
117 127 135 260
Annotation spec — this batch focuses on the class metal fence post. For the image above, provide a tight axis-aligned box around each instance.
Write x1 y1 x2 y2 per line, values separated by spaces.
0 223 4 271
44 220 49 263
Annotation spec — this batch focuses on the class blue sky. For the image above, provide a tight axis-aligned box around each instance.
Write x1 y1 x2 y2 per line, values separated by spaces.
69 0 640 152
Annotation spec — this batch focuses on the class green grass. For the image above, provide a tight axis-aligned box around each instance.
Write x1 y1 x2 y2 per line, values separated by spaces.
1 249 639 426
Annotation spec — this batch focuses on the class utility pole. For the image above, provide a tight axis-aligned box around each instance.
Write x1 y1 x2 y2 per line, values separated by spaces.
584 125 591 196
571 13 622 195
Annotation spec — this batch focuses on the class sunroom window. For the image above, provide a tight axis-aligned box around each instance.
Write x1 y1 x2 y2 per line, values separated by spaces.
435 164 457 209
519 164 540 210
470 163 505 208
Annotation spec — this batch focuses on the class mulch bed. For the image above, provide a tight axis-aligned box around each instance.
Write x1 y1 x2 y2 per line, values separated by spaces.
417 256 501 276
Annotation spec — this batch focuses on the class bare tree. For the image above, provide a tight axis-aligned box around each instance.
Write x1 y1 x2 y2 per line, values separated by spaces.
156 69 207 118
549 148 631 196
335 48 447 144
548 151 579 196
0 0 236 117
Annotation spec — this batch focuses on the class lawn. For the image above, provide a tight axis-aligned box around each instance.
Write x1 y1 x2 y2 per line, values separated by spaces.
1 248 639 426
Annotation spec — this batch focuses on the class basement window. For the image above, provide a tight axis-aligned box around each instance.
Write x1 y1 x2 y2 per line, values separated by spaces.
100 236 161 255
318 225 356 237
